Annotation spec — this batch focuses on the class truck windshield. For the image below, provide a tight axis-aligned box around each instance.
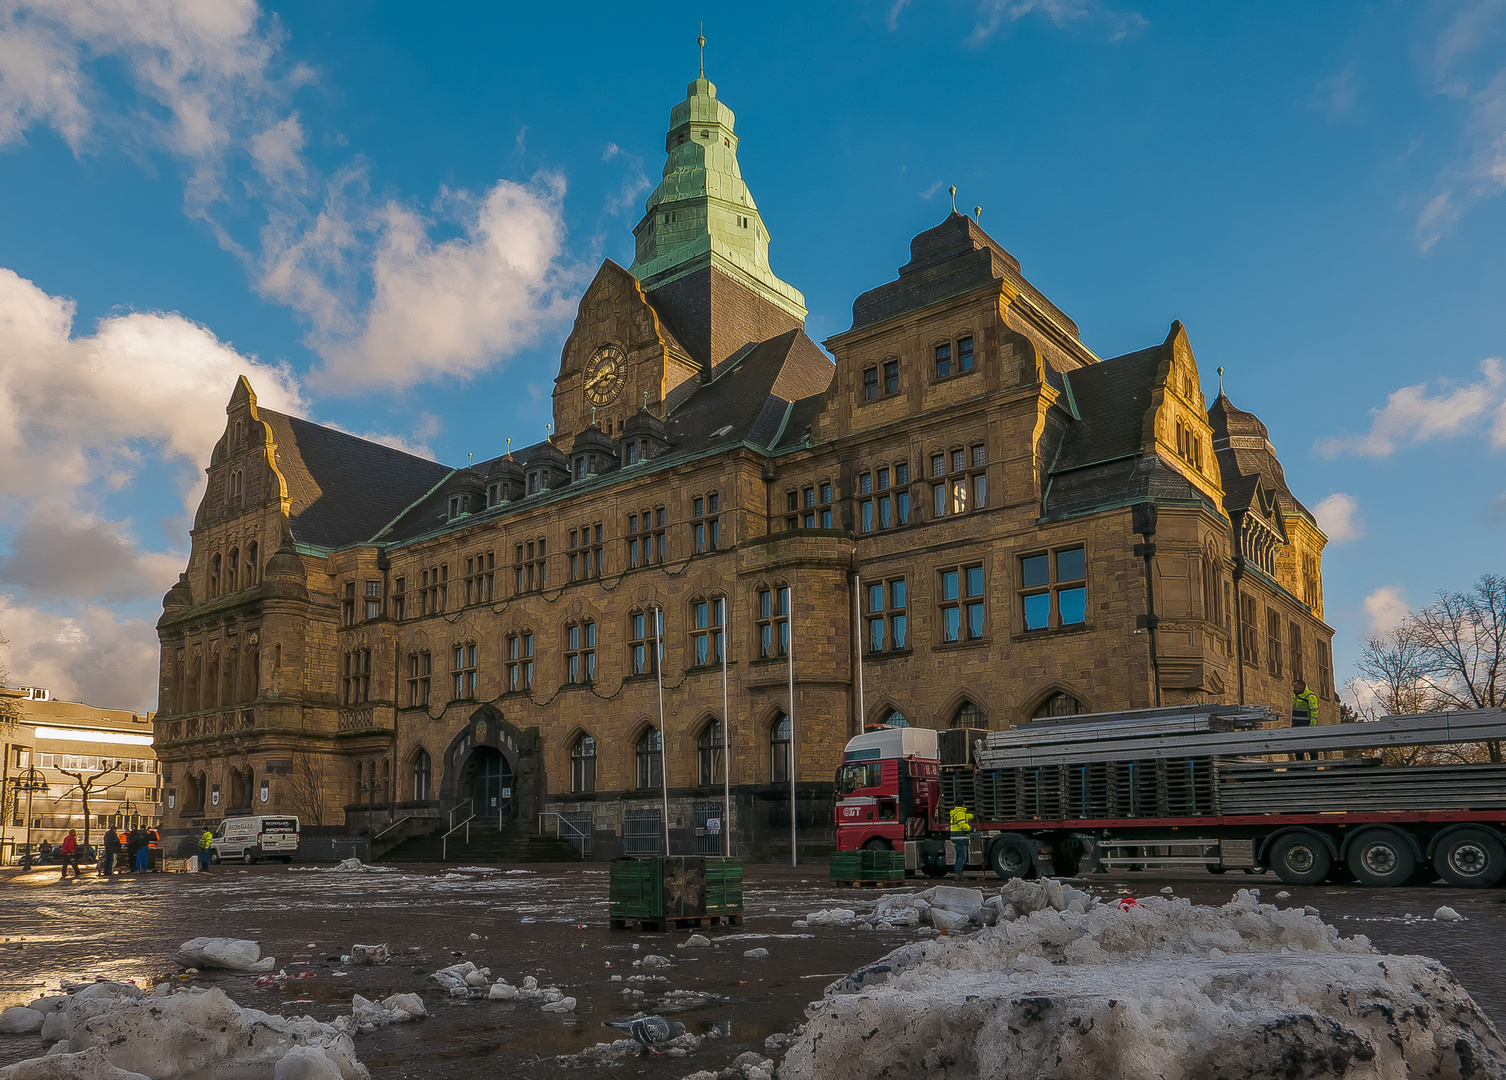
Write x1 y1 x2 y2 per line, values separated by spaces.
839 762 883 794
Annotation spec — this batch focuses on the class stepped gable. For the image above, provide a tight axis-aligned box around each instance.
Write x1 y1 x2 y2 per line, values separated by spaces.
1208 393 1314 528
257 408 450 548
1042 338 1214 519
849 211 1079 335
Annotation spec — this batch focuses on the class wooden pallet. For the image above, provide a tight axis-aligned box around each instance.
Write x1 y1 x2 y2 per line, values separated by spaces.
609 913 743 933
831 878 910 889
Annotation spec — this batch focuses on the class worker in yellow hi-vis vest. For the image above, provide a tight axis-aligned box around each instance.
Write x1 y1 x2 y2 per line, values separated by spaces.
949 803 975 881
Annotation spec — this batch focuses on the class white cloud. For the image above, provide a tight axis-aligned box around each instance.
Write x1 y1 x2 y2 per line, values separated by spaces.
0 267 305 505
1415 3 1506 250
0 595 158 712
1315 357 1506 458
308 174 576 392
0 505 182 603
966 0 1146 44
1363 585 1412 637
1310 65 1361 122
1313 492 1363 543
920 180 945 200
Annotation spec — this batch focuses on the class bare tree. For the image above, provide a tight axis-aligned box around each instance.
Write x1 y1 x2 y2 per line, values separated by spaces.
57 763 125 848
284 752 329 826
1412 573 1506 761
0 635 22 733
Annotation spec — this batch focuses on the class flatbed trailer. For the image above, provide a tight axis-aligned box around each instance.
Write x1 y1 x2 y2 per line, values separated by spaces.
835 706 1506 888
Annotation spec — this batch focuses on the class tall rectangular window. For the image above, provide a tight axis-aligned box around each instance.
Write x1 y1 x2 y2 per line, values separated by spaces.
690 597 725 666
957 336 974 371
364 580 382 621
506 633 533 692
341 582 355 626
863 366 878 400
883 358 899 395
392 576 406 621
866 577 908 652
940 565 986 643
516 539 547 593
408 650 431 707
452 644 477 699
935 342 952 378
1266 610 1283 677
756 586 790 658
565 620 596 684
629 610 656 676
1240 595 1260 665
692 494 720 553
1019 545 1086 632
1289 620 1303 682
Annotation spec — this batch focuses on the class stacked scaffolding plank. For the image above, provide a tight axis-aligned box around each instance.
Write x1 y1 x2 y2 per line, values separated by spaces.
1217 760 1506 814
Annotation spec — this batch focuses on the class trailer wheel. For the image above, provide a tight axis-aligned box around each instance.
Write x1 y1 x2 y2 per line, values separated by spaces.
1434 828 1506 889
1348 830 1414 888
1269 832 1331 887
987 835 1035 881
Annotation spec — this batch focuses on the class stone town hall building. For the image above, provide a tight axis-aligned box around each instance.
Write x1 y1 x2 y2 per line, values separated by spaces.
153 71 1336 857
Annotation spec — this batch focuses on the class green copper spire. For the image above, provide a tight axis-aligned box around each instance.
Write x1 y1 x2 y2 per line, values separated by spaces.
629 71 807 321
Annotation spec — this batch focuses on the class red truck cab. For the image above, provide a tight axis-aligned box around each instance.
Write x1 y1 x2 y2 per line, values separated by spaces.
834 725 945 872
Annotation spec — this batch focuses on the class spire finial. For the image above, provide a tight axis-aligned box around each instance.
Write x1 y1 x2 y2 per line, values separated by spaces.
591 405 597 426
974 206 982 223
506 437 512 458
642 390 649 412
949 185 957 214
1217 366 1225 395
467 451 473 466
698 24 705 77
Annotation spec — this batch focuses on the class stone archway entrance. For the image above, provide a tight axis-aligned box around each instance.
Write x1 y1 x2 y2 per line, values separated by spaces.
466 746 513 822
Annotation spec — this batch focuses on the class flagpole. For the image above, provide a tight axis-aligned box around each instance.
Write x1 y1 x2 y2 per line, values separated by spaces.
854 573 867 732
786 583 797 867
654 604 669 857
720 594 732 858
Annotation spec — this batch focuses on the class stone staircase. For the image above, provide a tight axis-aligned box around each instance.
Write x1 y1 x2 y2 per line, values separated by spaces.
378 822 583 864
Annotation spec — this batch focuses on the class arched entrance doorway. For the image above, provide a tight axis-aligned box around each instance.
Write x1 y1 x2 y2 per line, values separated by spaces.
466 746 513 822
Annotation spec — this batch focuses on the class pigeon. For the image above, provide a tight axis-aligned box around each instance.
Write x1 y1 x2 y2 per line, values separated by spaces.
603 1015 686 1053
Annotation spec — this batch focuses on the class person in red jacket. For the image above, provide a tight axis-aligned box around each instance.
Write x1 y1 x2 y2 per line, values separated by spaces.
58 829 81 880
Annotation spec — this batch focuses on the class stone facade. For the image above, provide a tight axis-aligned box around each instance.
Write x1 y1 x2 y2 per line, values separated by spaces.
151 72 1336 859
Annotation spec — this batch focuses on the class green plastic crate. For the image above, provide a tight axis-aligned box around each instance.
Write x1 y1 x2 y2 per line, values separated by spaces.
829 852 862 880
610 856 744 920
861 849 906 875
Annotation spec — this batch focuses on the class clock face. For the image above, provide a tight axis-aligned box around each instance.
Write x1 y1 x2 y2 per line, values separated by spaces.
584 345 626 406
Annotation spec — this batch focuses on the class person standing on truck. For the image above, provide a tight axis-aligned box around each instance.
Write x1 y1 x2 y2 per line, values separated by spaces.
949 803 975 880
1291 678 1320 761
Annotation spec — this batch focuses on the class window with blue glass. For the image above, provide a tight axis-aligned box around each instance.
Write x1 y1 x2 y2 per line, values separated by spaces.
1020 545 1087 632
865 577 908 653
939 565 986 643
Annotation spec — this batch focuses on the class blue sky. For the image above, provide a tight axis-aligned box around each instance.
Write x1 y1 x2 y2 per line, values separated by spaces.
0 1 1502 711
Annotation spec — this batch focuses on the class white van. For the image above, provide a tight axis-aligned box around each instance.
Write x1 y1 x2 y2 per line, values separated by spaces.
209 816 300 864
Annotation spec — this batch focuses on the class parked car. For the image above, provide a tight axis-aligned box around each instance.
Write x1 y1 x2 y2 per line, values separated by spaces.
208 816 300 864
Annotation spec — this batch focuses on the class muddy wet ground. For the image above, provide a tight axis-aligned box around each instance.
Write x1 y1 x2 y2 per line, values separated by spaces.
1 861 1503 1078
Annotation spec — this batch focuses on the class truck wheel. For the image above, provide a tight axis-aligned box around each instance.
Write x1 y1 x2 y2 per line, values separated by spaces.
1269 832 1331 887
1434 828 1506 888
1348 830 1414 888
987 835 1035 881
242 850 256 866
862 838 892 851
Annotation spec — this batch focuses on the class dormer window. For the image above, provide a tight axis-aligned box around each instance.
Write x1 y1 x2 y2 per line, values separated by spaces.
487 482 502 506
625 441 639 466
527 470 540 495
448 493 472 519
575 456 586 480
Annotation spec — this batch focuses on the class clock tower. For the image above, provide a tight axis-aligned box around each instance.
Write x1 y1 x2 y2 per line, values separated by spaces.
552 66 810 447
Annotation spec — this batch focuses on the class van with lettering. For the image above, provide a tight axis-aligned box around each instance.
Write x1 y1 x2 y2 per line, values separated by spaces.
208 815 300 864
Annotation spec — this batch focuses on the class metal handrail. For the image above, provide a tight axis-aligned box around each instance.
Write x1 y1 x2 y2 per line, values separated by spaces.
373 815 414 842
537 811 588 842
441 810 475 861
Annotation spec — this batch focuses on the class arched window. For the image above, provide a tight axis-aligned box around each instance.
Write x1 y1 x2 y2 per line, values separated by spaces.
881 708 908 727
412 748 432 800
246 541 259 585
1033 692 1083 719
952 701 985 729
770 713 792 784
571 735 597 794
635 728 662 790
209 554 221 598
697 719 724 786
227 548 239 591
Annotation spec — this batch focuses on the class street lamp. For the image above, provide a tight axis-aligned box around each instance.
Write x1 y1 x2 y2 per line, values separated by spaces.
117 798 138 830
358 767 383 832
5 767 50 865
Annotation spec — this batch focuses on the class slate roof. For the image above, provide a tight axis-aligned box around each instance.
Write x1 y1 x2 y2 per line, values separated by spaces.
848 212 1080 337
257 409 451 549
1208 393 1315 528
370 327 835 546
1041 338 1219 519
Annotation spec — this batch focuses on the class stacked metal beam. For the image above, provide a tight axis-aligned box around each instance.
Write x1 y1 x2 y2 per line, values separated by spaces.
976 708 1506 770
1217 760 1506 814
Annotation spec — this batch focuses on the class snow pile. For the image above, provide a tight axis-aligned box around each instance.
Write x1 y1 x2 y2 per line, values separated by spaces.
173 937 275 972
557 1029 704 1066
782 887 1506 1080
814 880 1095 935
682 1050 779 1080
428 961 492 996
347 943 390 966
0 982 367 1080
487 975 568 1005
0 1007 43 1035
350 992 425 1029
